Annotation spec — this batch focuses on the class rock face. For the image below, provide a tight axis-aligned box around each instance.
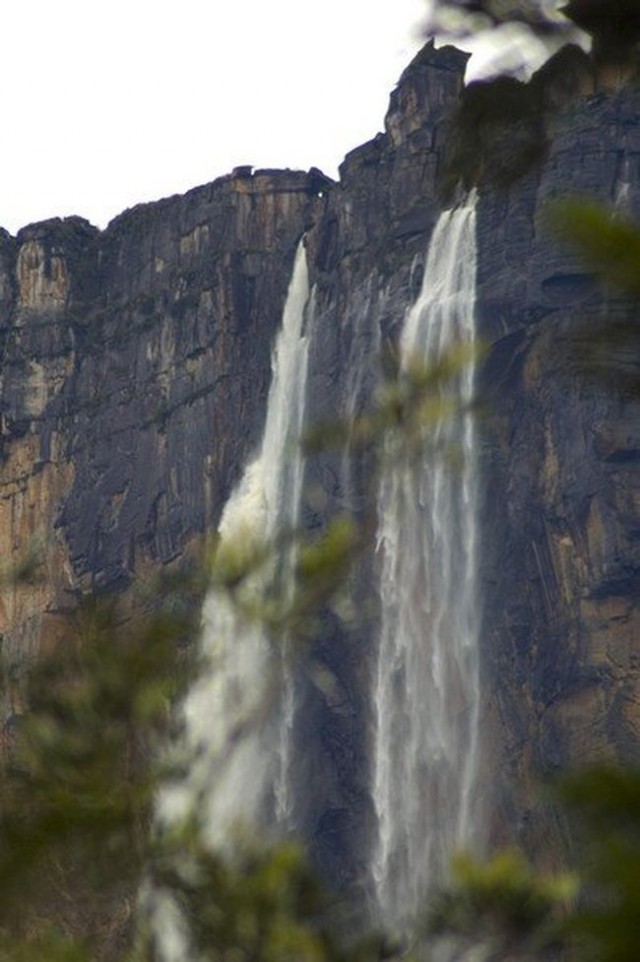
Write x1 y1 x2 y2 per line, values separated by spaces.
477 86 640 864
2 39 640 913
0 172 321 718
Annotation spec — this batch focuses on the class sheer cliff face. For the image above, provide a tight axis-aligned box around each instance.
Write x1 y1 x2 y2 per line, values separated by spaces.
0 173 320 715
1 41 640 884
478 88 640 861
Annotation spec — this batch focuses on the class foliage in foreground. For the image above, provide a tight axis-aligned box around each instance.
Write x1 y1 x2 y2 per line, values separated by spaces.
0 593 195 959
422 768 640 962
422 0 640 65
5 610 640 962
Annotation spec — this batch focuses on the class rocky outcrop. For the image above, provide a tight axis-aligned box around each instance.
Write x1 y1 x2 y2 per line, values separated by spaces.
2 36 640 913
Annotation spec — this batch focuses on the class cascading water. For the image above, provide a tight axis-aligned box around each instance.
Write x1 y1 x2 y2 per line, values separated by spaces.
615 157 631 212
160 239 311 842
372 191 482 932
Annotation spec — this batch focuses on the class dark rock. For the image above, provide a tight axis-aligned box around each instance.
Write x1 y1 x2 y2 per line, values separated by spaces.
2 37 640 918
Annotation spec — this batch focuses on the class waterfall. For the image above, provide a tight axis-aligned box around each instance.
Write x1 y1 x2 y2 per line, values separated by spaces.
372 192 481 932
160 239 311 842
615 156 631 212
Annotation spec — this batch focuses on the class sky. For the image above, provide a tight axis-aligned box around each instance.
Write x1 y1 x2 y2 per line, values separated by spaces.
1 0 431 236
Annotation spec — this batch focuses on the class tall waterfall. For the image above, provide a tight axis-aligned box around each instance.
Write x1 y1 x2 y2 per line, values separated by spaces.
372 192 481 931
160 240 311 842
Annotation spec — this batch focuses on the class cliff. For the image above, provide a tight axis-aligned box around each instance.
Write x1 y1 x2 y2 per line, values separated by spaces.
478 82 640 863
0 170 322 718
2 38 640 906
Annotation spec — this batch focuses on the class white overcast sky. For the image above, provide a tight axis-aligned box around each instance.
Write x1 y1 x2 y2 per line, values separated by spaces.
1 0 432 235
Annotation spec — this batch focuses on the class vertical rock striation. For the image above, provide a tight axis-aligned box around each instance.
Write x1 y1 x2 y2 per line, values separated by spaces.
1 37 640 919
476 87 640 862
0 171 321 721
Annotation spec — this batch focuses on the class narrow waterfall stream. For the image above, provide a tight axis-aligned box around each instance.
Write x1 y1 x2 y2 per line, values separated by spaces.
372 192 481 932
160 240 311 842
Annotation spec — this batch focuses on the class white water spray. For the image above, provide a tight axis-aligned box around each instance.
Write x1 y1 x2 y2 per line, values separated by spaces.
372 192 482 931
160 240 311 842
615 157 631 212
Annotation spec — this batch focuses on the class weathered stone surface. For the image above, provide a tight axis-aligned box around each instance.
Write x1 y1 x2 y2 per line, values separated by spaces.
2 36 640 920
475 84 640 862
0 171 321 723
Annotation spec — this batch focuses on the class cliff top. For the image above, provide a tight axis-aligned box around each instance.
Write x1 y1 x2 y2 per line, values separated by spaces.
3 42 469 244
